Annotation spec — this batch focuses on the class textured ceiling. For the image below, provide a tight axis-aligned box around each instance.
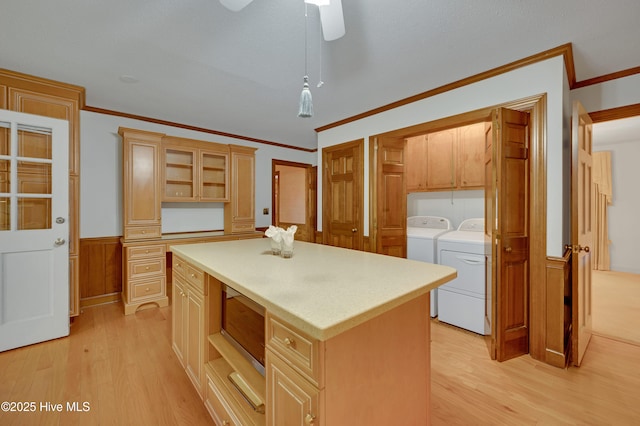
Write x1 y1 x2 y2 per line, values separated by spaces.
1 0 639 150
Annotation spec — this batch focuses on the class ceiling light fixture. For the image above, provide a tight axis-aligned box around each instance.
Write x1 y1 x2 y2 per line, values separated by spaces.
298 3 313 118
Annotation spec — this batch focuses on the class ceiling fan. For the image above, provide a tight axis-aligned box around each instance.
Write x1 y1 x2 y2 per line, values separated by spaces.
219 0 345 41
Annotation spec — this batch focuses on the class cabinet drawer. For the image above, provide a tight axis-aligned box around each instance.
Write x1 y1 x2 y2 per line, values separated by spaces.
185 264 205 294
124 225 161 240
127 257 166 280
127 244 166 260
266 314 320 385
231 221 255 233
172 254 188 280
130 277 165 301
205 373 243 426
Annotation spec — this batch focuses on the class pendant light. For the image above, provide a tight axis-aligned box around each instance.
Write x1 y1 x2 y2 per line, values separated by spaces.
298 3 313 118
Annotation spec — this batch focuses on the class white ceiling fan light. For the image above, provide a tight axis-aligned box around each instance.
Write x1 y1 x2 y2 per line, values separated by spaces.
317 0 345 41
219 0 345 41
219 0 254 12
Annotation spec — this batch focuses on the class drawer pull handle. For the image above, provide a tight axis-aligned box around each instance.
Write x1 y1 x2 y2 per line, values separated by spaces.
145 250 149 254
145 266 150 270
190 273 196 279
305 413 316 425
142 230 146 234
283 337 295 348
222 421 230 426
145 288 150 292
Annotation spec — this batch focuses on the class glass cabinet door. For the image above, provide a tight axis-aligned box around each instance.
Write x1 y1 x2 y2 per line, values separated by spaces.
163 147 197 201
200 150 229 202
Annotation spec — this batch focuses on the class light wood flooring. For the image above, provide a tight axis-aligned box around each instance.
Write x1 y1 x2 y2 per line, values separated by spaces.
1 299 640 425
0 303 213 426
592 270 640 345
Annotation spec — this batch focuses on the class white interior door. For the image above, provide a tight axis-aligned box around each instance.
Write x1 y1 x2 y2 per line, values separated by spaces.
0 109 69 352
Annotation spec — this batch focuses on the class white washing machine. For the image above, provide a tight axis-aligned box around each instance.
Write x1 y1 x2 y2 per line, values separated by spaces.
406 216 453 318
436 218 490 335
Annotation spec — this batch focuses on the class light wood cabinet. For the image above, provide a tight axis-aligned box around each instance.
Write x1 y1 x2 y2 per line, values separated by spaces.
406 134 428 191
120 127 163 240
458 122 486 188
266 351 320 426
122 242 168 315
172 242 438 425
265 314 321 426
1 69 85 317
172 254 207 396
426 127 457 189
225 145 256 233
162 138 230 202
405 123 485 192
163 145 198 201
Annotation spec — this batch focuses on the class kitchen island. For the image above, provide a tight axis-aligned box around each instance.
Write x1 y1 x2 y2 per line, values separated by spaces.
171 238 456 426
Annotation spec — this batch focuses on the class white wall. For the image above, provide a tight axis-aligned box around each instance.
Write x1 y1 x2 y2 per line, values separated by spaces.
407 190 484 230
317 56 567 256
79 111 316 238
571 73 640 113
571 73 640 273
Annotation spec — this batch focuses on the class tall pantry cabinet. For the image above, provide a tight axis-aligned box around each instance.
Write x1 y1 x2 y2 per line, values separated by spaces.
119 128 168 315
225 145 256 233
0 69 85 317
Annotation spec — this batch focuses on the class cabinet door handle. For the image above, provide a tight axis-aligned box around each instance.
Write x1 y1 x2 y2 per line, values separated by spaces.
283 337 295 348
305 413 316 425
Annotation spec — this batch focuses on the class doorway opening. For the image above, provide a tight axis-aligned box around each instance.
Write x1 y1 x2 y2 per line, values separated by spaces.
369 95 546 362
590 115 640 345
271 160 316 243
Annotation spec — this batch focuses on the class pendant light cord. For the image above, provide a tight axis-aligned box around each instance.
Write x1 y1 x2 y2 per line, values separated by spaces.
304 3 308 77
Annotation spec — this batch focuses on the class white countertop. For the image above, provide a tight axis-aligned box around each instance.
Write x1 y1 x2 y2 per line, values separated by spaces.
171 239 456 341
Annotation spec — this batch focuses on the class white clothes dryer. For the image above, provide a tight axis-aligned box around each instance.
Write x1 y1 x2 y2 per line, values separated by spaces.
436 218 490 335
406 216 453 318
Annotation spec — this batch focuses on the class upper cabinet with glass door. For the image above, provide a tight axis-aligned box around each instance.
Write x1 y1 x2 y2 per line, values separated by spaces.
162 136 229 202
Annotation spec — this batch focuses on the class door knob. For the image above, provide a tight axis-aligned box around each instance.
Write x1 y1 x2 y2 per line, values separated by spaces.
352 228 358 233
504 246 512 253
54 238 66 246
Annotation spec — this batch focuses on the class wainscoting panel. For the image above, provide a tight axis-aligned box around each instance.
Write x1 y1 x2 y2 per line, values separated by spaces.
79 237 122 308
544 249 572 368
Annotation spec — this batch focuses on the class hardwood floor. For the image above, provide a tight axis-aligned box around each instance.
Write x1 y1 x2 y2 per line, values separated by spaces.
430 320 640 425
592 270 640 345
0 303 213 426
2 301 639 425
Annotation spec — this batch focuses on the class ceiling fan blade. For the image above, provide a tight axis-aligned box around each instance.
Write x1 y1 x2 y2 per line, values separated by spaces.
219 0 254 12
319 0 345 41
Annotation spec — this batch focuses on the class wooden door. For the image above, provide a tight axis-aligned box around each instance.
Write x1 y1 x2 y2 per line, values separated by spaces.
375 137 406 257
484 120 496 358
0 110 69 352
571 101 593 366
322 140 363 250
491 108 530 361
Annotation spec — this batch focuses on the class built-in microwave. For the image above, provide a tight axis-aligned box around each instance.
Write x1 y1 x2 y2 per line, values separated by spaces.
221 284 266 376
